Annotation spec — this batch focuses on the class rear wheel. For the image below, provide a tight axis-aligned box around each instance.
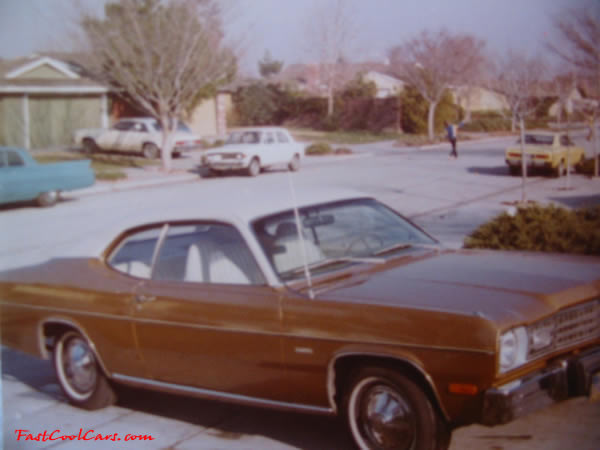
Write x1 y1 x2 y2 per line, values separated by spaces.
36 190 58 207
53 331 116 410
288 154 300 171
343 367 448 450
142 143 160 159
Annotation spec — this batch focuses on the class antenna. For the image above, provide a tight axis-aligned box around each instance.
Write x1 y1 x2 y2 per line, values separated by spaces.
287 172 315 300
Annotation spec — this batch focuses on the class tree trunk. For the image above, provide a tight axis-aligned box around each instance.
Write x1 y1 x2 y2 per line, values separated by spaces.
519 116 527 203
427 101 438 141
327 86 334 117
159 116 175 172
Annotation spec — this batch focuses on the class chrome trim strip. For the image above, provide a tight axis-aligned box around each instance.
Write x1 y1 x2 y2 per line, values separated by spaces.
0 301 493 355
326 351 450 420
112 374 333 415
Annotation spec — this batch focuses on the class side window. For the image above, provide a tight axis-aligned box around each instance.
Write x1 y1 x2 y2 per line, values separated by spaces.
114 121 133 131
132 123 147 132
153 223 264 285
264 132 275 144
7 151 24 167
276 131 290 143
108 227 163 279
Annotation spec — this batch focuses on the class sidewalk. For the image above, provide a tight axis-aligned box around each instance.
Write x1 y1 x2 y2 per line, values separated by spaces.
72 153 374 197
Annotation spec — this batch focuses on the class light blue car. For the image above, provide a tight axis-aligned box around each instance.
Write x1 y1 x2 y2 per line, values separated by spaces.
0 147 95 207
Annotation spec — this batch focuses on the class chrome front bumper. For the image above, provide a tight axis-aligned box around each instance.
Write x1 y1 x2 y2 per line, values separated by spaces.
481 346 600 425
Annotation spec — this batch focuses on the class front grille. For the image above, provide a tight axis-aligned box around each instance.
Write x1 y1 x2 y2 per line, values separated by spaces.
528 299 600 359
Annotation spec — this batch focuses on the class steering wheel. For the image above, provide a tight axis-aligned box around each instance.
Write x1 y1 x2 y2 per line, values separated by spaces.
346 233 384 255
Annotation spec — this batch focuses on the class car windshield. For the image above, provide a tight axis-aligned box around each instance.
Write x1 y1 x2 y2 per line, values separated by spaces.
253 198 438 281
519 134 554 145
152 121 192 132
226 131 261 144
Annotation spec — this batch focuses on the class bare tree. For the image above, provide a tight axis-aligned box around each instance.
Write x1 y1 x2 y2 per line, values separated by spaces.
77 0 236 171
305 0 358 117
494 50 546 202
389 30 486 141
549 1 600 177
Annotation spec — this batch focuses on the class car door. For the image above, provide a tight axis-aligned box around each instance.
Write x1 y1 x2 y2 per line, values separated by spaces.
131 222 288 402
122 121 149 152
261 131 277 166
97 120 133 151
0 149 38 203
276 130 294 165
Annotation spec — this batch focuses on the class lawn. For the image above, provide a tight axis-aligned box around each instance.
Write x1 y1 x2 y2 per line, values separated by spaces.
33 151 158 181
289 128 401 145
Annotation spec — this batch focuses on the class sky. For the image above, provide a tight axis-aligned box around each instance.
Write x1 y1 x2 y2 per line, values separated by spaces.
0 0 594 75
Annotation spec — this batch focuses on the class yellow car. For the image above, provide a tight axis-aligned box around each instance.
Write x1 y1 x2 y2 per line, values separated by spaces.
505 132 585 177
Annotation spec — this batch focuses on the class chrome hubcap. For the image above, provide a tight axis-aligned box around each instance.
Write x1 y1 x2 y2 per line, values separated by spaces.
360 384 416 449
63 337 96 394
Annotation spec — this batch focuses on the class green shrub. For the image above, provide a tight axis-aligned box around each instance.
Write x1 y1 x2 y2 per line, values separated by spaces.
464 205 600 255
461 111 511 132
305 142 333 155
398 86 458 134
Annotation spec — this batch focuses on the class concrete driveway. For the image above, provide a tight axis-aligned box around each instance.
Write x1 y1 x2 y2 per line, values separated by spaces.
2 135 600 449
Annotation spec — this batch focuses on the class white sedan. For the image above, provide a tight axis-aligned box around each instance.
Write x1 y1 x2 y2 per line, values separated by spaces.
73 117 203 159
201 127 304 176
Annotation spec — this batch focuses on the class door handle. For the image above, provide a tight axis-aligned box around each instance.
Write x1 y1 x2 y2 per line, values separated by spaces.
136 294 156 304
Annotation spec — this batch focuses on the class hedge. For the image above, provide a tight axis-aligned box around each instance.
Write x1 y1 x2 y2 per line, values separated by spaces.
464 204 600 255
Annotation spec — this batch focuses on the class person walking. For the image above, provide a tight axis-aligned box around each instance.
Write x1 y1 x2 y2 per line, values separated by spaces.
445 121 460 158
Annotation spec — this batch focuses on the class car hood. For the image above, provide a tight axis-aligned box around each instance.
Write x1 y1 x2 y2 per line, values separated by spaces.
312 249 600 327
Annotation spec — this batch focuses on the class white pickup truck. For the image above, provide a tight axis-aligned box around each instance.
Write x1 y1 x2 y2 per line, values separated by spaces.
201 127 305 176
73 117 203 159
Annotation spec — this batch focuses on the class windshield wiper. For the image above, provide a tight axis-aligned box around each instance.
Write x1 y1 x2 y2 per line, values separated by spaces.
374 243 412 256
374 242 441 256
284 257 385 278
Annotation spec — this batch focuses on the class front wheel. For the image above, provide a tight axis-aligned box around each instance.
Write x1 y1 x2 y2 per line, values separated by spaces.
246 158 260 177
142 143 160 159
82 138 98 154
53 331 116 410
343 368 448 450
554 160 565 177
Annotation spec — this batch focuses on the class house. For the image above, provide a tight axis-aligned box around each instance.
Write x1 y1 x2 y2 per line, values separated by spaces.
0 54 110 149
449 85 509 113
275 62 390 97
547 86 584 118
361 71 405 98
0 54 231 149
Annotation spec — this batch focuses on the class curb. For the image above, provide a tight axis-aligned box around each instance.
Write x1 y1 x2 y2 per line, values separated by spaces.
72 173 199 197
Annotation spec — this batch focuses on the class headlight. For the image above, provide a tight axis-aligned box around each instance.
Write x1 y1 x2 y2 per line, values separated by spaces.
529 321 554 354
499 327 528 373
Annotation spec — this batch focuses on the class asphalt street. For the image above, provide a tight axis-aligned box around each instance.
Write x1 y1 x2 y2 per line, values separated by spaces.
2 135 600 449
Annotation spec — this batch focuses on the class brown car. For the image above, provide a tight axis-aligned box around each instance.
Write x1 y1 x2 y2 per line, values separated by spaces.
1 188 599 450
